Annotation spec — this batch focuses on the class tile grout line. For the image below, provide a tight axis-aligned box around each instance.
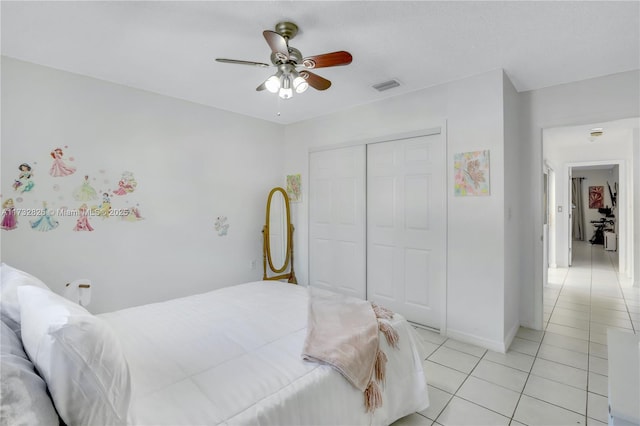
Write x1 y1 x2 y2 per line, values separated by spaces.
431 347 489 424
544 269 564 331
415 333 454 423
608 248 637 335
508 338 544 424
507 267 566 424
585 243 594 422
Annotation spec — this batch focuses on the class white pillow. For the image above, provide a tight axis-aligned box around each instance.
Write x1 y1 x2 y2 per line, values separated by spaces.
18 285 131 426
1 263 50 327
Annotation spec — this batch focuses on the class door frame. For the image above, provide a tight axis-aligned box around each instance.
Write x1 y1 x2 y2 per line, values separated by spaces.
537 117 638 332
568 167 573 267
542 162 557 289
308 121 449 334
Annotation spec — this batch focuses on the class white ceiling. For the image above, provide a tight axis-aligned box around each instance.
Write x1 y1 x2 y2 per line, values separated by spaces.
2 1 639 124
544 117 639 148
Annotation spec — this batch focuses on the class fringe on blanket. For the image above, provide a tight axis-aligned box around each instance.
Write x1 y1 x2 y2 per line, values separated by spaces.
364 302 398 413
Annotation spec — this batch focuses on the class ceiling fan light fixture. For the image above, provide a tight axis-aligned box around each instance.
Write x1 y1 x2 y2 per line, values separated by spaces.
279 75 293 99
265 73 281 93
292 70 308 93
217 22 352 100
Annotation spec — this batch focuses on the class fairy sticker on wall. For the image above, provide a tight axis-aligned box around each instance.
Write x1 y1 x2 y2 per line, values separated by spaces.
113 171 137 196
73 175 98 201
30 202 59 232
214 216 229 236
13 163 35 193
1 199 18 231
121 206 144 222
73 204 94 231
91 193 112 219
49 148 76 177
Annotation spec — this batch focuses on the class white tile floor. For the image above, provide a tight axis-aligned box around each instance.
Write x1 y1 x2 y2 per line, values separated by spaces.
393 240 639 426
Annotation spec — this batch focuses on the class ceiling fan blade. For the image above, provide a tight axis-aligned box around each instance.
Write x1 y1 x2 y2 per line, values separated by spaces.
302 51 352 69
263 30 289 61
216 58 270 67
300 71 331 91
256 81 267 91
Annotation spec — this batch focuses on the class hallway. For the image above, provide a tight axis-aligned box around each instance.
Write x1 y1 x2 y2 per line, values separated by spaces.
544 239 639 423
395 240 639 425
546 240 638 334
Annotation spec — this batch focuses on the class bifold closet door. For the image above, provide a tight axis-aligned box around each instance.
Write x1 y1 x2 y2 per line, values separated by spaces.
367 134 446 329
309 146 366 299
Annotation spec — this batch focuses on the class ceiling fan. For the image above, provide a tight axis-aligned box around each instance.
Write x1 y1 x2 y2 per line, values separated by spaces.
216 22 352 100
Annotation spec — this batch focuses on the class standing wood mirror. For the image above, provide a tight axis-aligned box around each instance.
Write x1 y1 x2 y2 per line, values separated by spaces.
262 187 297 283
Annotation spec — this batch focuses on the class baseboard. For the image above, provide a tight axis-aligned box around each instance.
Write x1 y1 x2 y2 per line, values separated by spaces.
504 322 520 353
445 328 508 353
519 320 539 330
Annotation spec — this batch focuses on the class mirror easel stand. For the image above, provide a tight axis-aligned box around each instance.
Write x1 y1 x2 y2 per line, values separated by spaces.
287 223 297 284
262 186 297 284
261 224 297 284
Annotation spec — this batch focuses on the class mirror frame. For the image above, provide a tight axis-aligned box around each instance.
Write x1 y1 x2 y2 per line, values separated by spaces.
262 187 297 284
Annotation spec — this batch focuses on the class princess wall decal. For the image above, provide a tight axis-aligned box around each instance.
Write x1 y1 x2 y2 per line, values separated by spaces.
113 171 137 196
13 163 35 193
49 148 76 177
122 206 144 222
73 203 94 231
92 193 112 219
73 175 98 201
30 202 59 232
1 199 18 231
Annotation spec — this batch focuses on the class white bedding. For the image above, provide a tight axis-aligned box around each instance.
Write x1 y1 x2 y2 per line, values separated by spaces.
99 281 428 425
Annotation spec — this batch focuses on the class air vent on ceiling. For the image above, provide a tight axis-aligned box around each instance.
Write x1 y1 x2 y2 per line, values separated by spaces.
372 79 401 92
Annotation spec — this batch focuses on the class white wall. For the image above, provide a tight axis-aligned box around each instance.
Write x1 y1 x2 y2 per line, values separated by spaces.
519 70 640 329
1 57 285 313
285 69 512 350
635 129 640 286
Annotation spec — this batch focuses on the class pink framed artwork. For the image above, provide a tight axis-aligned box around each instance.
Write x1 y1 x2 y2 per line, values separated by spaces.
589 186 604 209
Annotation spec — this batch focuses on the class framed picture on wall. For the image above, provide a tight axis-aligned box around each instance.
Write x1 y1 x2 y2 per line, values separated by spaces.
454 150 490 196
588 186 604 209
286 174 302 203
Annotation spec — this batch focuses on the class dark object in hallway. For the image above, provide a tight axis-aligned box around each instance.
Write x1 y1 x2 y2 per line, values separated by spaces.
598 207 612 216
590 218 614 245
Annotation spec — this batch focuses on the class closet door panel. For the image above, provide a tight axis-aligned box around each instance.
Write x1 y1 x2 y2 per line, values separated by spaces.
368 243 395 299
404 247 431 307
405 175 430 230
311 238 332 286
309 146 366 299
367 133 446 329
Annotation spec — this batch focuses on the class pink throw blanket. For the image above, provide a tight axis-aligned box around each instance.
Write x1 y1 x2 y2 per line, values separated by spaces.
301 289 398 412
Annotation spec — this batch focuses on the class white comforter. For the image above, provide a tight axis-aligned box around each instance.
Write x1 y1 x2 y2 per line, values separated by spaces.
99 281 428 425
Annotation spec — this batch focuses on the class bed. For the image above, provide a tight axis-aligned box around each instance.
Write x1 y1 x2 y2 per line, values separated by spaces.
1 263 429 425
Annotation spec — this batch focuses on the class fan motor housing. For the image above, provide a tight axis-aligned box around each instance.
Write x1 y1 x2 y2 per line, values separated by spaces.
275 22 298 40
271 47 303 65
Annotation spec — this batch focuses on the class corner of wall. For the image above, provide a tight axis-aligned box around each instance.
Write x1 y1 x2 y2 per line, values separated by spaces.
502 69 524 340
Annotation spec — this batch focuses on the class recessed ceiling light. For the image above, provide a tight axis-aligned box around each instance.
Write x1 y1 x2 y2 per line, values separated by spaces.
590 127 604 137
